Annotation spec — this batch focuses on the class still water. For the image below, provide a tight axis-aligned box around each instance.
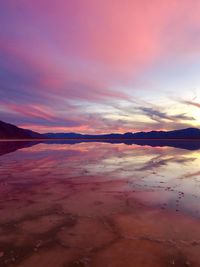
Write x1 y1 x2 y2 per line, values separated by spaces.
0 141 200 267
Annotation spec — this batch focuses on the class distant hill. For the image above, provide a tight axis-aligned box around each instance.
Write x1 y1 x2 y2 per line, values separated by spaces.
45 128 200 139
45 132 84 139
0 120 42 139
45 132 122 139
1 120 200 140
130 128 200 139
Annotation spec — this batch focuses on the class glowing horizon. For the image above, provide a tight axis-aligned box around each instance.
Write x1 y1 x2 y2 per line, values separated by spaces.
1 0 200 134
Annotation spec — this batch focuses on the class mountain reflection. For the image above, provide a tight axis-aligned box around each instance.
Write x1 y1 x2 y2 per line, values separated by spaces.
1 138 200 157
0 141 200 217
0 141 200 266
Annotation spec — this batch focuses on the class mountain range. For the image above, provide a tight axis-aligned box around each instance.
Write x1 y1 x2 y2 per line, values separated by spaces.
1 120 200 140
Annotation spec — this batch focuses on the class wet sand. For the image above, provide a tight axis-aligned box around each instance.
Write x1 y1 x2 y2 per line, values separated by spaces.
0 142 200 266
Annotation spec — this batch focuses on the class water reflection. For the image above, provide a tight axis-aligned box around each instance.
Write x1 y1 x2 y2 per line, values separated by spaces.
1 138 200 157
0 141 200 266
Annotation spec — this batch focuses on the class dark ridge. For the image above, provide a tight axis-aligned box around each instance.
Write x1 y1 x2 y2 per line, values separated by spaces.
0 120 42 139
1 120 200 140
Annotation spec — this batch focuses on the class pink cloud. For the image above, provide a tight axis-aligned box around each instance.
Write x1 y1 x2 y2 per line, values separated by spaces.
1 0 200 132
6 0 199 74
3 104 57 121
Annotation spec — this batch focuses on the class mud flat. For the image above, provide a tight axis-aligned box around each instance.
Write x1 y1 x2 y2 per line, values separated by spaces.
0 142 200 266
0 175 199 267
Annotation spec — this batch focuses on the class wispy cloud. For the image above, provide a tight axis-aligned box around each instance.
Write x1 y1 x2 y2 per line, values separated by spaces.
181 100 200 109
138 107 194 123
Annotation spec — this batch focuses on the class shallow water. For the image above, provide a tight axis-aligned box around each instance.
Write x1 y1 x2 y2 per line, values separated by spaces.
0 141 200 266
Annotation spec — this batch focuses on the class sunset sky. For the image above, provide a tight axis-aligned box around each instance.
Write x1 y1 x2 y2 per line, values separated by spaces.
1 0 200 133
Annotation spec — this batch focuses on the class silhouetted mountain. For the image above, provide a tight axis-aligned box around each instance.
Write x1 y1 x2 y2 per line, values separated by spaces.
45 132 123 139
1 120 200 152
1 120 200 140
45 128 200 139
0 120 42 139
45 133 84 139
130 128 200 139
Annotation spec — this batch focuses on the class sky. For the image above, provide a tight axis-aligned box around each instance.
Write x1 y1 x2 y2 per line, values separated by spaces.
1 0 200 134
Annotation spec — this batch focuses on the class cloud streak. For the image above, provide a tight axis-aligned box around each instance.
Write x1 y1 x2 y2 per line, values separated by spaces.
138 107 194 123
181 100 200 109
0 1 200 132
